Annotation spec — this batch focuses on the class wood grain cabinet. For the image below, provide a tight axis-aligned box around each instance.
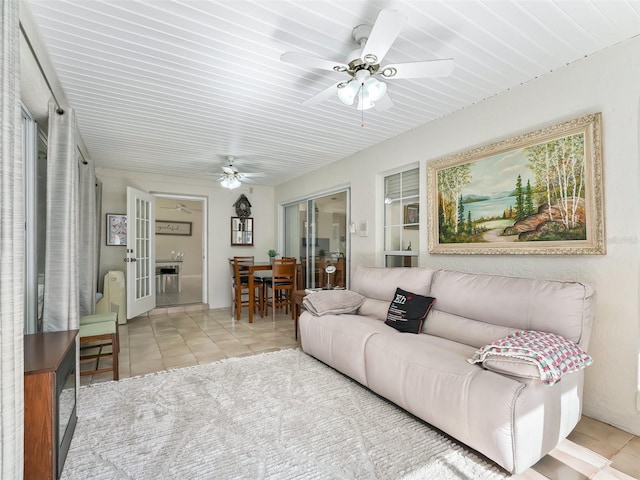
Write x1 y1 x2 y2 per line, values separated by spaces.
24 330 78 480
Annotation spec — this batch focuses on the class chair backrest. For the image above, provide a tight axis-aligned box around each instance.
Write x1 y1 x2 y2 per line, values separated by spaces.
272 258 297 288
296 263 305 290
334 257 346 287
233 256 254 285
228 258 236 282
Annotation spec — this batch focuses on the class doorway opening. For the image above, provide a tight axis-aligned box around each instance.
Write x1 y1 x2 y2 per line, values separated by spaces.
154 194 207 306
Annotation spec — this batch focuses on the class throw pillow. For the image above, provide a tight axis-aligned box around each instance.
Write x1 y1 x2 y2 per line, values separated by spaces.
385 287 435 334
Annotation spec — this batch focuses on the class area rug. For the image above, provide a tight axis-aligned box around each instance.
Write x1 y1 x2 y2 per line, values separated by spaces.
62 349 508 480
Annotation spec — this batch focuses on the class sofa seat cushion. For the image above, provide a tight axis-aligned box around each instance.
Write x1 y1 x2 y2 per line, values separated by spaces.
364 333 480 415
299 312 396 386
363 332 528 471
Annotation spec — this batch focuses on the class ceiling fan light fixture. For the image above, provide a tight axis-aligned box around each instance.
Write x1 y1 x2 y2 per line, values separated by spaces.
220 175 241 190
363 77 387 101
357 90 375 111
337 80 360 105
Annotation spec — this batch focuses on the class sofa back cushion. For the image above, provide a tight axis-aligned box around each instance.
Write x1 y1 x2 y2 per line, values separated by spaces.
352 266 436 321
428 269 594 349
358 298 393 321
422 310 520 348
352 266 435 300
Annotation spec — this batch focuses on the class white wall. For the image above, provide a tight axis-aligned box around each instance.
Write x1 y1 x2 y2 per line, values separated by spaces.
97 168 275 308
275 37 640 434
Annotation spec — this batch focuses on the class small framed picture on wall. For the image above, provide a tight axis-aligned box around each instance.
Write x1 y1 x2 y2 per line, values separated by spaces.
106 213 127 246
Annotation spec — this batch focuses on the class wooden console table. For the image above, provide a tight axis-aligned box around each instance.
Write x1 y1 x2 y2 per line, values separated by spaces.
24 330 78 480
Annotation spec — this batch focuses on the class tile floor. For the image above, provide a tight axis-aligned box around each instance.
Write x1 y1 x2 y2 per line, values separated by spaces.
156 275 204 306
79 305 640 480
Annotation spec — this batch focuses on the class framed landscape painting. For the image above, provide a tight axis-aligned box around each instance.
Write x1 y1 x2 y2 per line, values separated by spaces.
427 113 605 255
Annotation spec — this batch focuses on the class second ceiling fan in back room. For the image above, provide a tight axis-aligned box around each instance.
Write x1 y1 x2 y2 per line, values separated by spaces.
281 9 455 113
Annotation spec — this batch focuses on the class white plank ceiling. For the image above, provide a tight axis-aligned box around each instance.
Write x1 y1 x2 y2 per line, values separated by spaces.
24 0 640 186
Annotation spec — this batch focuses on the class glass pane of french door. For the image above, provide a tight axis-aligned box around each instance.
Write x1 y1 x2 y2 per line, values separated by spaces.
284 191 348 290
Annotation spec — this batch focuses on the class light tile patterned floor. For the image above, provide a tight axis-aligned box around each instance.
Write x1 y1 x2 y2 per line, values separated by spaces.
79 306 640 479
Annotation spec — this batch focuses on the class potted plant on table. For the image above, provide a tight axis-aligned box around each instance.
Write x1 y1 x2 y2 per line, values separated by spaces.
268 249 279 264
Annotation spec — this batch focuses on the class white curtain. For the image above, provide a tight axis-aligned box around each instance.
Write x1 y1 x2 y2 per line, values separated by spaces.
43 102 80 331
0 0 24 478
95 179 103 291
78 152 97 316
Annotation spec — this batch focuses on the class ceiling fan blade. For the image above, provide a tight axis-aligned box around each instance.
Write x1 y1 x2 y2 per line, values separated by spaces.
360 10 407 65
302 82 341 106
382 59 455 79
239 172 266 178
222 166 237 174
281 52 347 72
374 93 394 112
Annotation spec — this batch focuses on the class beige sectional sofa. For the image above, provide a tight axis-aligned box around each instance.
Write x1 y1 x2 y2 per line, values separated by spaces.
299 266 594 474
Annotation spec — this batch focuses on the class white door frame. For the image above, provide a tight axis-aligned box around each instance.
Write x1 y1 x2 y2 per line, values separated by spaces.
152 192 208 305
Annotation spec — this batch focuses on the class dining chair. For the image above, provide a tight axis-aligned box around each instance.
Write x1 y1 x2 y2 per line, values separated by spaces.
231 256 261 320
334 257 346 288
264 257 297 321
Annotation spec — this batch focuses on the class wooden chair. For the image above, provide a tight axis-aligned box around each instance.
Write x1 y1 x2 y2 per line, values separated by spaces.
231 256 261 320
296 263 305 291
79 312 119 380
265 257 297 321
333 257 346 288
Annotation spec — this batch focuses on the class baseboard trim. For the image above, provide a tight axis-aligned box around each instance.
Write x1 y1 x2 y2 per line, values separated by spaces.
146 303 209 316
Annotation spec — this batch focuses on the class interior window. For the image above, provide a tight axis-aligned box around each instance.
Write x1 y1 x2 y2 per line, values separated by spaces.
384 168 419 267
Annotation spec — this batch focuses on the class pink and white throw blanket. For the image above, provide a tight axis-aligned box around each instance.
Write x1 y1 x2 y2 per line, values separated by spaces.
469 330 593 385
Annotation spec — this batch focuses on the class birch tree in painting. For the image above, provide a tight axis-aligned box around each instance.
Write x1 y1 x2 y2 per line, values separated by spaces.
526 133 585 229
437 164 471 234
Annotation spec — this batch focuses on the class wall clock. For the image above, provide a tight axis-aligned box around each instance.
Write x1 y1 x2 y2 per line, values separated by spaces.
233 194 252 218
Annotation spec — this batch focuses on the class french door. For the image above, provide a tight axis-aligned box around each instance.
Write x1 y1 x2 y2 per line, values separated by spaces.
283 189 349 289
126 187 156 318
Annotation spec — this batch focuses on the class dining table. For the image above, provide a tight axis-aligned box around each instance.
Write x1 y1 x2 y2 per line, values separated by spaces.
247 262 272 323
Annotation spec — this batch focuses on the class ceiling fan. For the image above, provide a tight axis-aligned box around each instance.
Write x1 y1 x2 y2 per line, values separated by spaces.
281 9 454 112
160 202 194 214
218 155 265 190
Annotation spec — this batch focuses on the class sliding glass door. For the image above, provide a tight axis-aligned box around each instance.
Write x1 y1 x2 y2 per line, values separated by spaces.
283 190 349 290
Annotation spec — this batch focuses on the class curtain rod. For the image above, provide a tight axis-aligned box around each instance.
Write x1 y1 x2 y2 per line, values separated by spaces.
19 22 64 114
78 148 88 165
20 22 89 166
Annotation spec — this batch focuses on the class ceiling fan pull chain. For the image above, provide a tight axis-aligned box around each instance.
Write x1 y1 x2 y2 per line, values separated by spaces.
360 88 365 127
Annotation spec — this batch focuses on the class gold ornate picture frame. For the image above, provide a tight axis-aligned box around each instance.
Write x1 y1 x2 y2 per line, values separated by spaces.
427 113 605 255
